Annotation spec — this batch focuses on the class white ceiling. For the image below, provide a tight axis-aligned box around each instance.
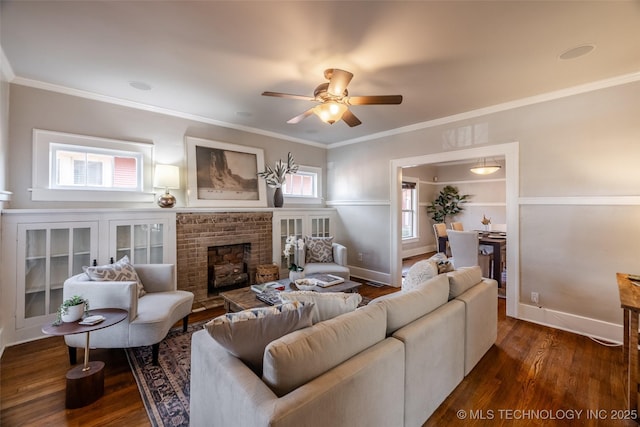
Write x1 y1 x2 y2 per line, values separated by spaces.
2 1 639 147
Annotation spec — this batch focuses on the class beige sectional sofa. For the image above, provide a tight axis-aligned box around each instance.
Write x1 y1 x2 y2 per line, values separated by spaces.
190 265 497 427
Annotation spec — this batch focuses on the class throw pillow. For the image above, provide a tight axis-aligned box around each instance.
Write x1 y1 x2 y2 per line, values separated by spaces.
427 252 454 274
304 236 334 263
279 291 362 323
83 255 146 297
205 301 314 374
402 260 439 292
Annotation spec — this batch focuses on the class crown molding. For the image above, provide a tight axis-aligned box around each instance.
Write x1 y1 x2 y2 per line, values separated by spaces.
9 76 328 150
0 46 15 81
328 71 640 149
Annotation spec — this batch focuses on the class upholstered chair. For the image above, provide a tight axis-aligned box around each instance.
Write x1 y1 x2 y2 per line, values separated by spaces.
62 263 194 365
447 230 481 269
296 237 350 279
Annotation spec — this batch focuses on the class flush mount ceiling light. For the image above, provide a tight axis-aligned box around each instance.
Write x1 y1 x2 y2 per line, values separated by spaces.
129 80 152 91
559 44 596 60
470 158 502 175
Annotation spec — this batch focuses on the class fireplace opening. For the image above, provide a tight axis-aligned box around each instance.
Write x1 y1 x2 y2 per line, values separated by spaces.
208 243 251 296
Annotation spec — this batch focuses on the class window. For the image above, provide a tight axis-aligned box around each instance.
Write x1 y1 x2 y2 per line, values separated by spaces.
402 180 418 240
52 144 141 190
32 129 154 202
282 165 322 204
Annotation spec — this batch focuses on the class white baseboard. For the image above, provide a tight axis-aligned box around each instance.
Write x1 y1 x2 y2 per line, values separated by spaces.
402 245 436 259
518 303 622 344
348 265 398 287
0 327 4 359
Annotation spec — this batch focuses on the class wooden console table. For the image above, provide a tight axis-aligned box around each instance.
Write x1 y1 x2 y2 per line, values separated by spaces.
617 273 640 416
42 308 128 408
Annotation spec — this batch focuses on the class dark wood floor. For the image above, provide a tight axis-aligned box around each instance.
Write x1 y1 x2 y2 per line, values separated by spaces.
1 280 635 426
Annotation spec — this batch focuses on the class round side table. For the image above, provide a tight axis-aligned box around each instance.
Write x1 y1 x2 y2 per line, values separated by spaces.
42 308 128 409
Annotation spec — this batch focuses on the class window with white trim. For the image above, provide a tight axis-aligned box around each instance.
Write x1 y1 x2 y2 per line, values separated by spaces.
282 165 322 204
402 180 418 240
51 143 142 190
32 129 154 202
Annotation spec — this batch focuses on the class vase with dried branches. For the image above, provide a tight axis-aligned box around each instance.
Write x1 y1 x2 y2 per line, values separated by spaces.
257 152 299 207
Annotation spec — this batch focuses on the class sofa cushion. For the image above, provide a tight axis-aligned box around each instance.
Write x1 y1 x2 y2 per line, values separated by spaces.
305 236 334 263
447 265 483 299
279 291 362 323
372 273 449 335
262 302 387 397
204 301 314 374
402 260 439 292
83 255 146 297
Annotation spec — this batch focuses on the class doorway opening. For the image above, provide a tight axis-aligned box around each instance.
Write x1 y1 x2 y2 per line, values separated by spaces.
390 142 519 318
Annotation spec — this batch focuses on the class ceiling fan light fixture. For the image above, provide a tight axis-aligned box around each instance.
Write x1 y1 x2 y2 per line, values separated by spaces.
470 158 502 175
314 101 347 124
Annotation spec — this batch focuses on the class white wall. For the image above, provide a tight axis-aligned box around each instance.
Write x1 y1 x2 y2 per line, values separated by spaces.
328 80 640 341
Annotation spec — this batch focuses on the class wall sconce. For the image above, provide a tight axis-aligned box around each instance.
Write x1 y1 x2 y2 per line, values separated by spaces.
470 158 502 175
153 164 180 208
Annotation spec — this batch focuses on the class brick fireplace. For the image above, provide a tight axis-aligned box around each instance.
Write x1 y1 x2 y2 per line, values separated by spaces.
176 212 273 308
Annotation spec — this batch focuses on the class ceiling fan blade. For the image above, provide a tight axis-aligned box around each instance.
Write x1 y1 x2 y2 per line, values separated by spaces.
287 108 315 124
326 69 353 97
346 95 403 105
342 109 362 127
262 91 315 102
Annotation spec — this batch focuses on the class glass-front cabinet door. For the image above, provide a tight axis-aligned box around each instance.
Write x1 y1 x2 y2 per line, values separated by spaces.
279 217 303 271
110 219 168 264
272 210 336 277
310 216 331 238
17 222 97 328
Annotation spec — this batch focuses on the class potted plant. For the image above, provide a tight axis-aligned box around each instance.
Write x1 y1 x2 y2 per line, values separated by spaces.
257 152 299 207
54 295 89 325
283 235 305 282
427 185 470 224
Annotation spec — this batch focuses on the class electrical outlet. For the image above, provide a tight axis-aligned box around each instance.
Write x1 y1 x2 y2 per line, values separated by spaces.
358 252 363 261
531 292 539 304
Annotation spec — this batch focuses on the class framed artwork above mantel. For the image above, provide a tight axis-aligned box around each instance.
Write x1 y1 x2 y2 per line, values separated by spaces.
185 136 267 207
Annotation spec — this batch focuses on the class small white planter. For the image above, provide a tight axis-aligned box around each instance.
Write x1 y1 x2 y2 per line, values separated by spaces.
61 303 85 323
289 270 305 282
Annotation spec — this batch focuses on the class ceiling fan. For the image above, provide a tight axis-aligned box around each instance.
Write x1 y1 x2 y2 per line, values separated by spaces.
262 68 403 127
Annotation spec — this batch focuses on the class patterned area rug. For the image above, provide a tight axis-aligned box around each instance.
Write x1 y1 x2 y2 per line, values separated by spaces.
126 320 207 427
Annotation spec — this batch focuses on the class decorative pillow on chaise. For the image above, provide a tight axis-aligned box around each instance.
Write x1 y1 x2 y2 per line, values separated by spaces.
304 236 334 263
204 301 314 374
279 291 362 323
83 255 146 297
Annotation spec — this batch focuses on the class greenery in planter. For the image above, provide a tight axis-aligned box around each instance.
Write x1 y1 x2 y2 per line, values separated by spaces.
53 295 90 326
427 185 470 224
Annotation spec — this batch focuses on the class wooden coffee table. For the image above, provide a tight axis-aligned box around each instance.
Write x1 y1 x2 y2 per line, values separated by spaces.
42 308 128 408
220 277 361 313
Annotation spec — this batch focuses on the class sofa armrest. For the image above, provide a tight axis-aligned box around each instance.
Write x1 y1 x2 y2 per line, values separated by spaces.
133 264 175 293
190 330 405 427
332 243 347 266
63 275 138 320
191 330 277 427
